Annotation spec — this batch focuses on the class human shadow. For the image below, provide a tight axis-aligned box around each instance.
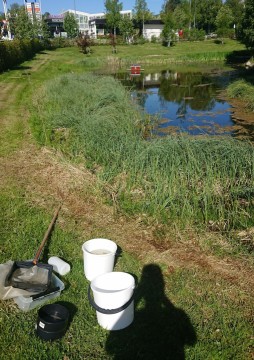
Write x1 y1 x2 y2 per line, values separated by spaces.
105 264 197 360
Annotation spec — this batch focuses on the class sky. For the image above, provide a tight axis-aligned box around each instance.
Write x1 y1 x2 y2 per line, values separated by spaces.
1 0 164 16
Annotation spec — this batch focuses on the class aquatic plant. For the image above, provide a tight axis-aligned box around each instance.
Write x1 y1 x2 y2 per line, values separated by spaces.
32 73 254 230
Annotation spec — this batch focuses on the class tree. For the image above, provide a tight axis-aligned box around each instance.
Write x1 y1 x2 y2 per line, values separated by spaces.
8 2 23 36
195 0 222 33
13 7 34 39
119 16 135 43
40 15 51 40
161 13 175 46
240 0 254 49
133 0 150 36
162 0 181 13
224 0 244 37
215 5 234 38
105 0 123 36
173 1 191 30
63 12 78 38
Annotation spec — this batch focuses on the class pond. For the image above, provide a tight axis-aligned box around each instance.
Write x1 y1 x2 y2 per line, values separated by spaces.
117 67 252 139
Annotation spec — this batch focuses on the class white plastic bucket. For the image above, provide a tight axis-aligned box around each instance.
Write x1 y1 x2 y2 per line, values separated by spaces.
82 238 117 281
89 272 135 331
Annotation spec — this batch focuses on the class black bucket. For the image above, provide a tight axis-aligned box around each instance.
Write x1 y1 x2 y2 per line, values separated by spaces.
36 303 69 340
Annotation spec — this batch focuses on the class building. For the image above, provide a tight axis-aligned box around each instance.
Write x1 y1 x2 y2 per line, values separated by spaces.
143 20 164 41
26 1 42 22
45 9 164 41
61 9 132 37
46 15 65 37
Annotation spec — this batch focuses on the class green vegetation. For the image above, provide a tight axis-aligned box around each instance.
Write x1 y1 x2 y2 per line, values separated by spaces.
0 39 44 72
227 79 254 111
0 193 253 359
0 44 253 359
240 0 254 49
32 71 254 231
81 39 246 68
63 12 79 38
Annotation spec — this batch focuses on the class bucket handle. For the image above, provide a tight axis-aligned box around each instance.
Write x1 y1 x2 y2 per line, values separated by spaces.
88 285 134 315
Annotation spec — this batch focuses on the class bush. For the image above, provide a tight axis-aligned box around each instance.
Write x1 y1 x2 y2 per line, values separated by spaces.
76 33 94 54
93 36 108 46
49 37 76 49
151 35 159 43
133 35 148 45
0 38 44 72
183 28 206 41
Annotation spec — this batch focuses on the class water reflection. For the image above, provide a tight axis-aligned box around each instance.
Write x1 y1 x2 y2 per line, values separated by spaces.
117 69 242 138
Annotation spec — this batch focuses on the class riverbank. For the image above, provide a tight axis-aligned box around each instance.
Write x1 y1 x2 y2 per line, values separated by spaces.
0 46 253 359
32 72 254 232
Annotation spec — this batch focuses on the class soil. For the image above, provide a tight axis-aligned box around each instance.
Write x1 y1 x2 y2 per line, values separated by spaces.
0 55 254 298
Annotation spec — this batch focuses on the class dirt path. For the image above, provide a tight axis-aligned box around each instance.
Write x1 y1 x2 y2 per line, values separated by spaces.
1 53 253 297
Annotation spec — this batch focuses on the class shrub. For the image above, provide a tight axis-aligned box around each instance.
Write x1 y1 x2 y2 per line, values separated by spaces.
183 28 206 41
0 38 44 72
49 37 76 49
133 35 148 45
151 35 159 43
76 33 94 54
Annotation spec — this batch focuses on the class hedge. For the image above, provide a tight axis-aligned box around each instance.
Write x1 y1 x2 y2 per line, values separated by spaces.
0 39 44 72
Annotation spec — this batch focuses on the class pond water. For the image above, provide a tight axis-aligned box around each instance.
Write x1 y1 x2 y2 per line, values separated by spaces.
117 68 247 138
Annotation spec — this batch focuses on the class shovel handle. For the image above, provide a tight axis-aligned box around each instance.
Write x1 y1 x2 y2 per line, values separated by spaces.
33 204 62 265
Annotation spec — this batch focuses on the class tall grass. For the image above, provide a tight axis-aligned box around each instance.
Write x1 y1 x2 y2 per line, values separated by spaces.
227 79 254 112
31 73 254 230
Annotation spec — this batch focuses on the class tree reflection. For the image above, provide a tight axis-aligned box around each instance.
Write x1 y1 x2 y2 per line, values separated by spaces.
158 71 217 112
116 68 235 137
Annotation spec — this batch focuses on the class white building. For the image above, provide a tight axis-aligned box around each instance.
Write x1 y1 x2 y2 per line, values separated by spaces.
143 20 164 41
61 9 132 37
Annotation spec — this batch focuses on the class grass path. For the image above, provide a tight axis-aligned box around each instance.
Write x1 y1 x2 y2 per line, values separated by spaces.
0 48 253 359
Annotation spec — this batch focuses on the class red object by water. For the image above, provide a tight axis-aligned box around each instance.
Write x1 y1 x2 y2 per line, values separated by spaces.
130 65 141 75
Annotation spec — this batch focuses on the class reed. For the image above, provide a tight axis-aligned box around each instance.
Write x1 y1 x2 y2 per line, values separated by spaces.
32 73 254 230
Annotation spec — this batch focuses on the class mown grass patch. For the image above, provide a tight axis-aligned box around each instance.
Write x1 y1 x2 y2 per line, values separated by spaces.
0 194 253 359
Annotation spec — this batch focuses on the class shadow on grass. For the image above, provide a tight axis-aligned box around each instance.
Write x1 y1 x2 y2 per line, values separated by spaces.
55 300 78 330
106 264 197 360
12 65 32 71
225 49 253 65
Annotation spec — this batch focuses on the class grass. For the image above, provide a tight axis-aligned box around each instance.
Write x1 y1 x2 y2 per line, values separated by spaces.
85 39 246 65
0 42 253 359
0 193 253 359
31 72 254 231
227 79 254 112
